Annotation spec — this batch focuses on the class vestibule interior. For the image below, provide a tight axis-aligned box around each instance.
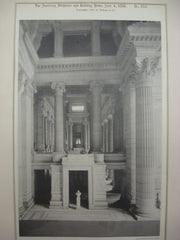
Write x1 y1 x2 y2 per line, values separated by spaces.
18 20 162 219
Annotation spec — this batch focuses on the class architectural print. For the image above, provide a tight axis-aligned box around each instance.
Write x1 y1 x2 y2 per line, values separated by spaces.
16 19 163 237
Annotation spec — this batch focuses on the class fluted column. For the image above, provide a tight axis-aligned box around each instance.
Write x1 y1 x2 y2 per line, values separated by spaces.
36 98 44 151
90 81 103 152
53 22 63 57
87 122 90 151
19 77 36 213
18 70 26 217
66 122 69 151
108 115 114 153
135 58 156 216
122 80 136 204
69 122 73 150
104 119 109 153
51 118 54 151
125 22 161 216
45 116 48 148
102 123 105 152
51 82 65 154
91 21 101 56
83 119 88 152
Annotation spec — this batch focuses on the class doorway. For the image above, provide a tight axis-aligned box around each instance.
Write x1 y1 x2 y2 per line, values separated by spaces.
34 170 51 206
69 170 88 208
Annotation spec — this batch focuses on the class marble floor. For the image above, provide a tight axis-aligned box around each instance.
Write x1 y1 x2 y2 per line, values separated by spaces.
22 205 160 222
22 193 160 221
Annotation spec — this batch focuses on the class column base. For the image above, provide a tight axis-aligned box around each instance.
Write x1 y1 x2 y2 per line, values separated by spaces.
49 200 63 209
136 199 160 218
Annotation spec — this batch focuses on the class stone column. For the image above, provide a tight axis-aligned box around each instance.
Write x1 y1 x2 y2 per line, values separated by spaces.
135 58 157 216
102 123 105 152
51 82 65 155
51 118 54 151
69 122 73 150
50 164 63 208
136 82 155 215
45 113 48 147
122 80 136 204
36 98 44 151
84 120 88 152
18 70 26 217
126 22 161 216
53 22 64 57
90 81 103 152
49 116 52 149
104 119 109 153
66 122 69 151
108 115 114 153
21 78 36 211
91 21 101 56
87 122 90 151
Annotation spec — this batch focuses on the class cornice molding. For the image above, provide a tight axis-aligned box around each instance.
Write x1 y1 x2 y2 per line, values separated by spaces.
36 56 118 73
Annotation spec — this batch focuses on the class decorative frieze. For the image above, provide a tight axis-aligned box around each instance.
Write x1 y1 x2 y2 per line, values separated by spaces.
36 58 118 73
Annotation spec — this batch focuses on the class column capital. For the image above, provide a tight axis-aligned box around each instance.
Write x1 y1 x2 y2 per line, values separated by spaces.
18 69 36 96
135 56 160 87
23 80 37 97
51 82 65 94
89 80 104 93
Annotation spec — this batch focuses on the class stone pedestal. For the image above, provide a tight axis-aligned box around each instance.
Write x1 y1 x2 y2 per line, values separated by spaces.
93 163 108 209
50 164 63 208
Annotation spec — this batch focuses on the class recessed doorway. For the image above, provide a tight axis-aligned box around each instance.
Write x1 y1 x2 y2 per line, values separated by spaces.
34 169 51 206
69 170 88 208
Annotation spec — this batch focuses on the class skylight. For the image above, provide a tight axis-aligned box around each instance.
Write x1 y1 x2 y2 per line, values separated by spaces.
72 105 84 112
